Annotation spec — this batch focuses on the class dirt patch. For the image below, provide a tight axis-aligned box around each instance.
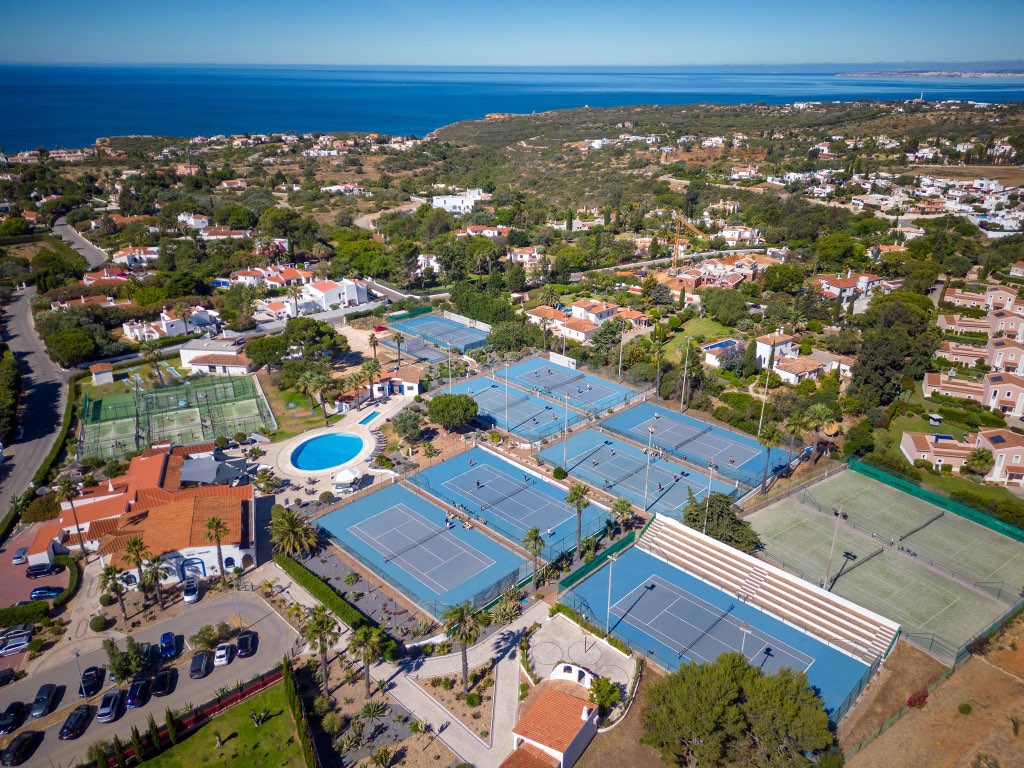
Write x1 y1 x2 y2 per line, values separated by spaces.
7 241 48 262
419 661 496 740
839 639 947 749
576 667 663 768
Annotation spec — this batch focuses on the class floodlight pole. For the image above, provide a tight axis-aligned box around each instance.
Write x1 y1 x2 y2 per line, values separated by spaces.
448 344 453 394
680 336 691 411
740 621 750 658
562 393 570 468
618 324 625 381
504 354 510 431
703 461 715 535
643 425 655 511
605 553 619 636
72 649 83 695
824 509 842 589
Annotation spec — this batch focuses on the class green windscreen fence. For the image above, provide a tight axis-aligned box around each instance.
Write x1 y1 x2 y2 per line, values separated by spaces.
558 514 656 593
848 458 1024 544
387 306 432 323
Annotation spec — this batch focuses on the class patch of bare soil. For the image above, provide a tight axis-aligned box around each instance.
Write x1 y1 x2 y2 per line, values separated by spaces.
839 639 946 748
576 668 663 768
847 620 1024 768
420 661 496 741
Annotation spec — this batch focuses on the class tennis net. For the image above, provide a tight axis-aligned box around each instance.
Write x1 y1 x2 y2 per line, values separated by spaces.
674 426 714 450
480 478 534 513
383 525 449 564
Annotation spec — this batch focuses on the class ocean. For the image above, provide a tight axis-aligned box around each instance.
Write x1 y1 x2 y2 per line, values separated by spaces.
3 65 1024 152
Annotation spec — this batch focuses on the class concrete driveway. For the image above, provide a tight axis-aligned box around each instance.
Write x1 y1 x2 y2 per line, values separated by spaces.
0 591 300 768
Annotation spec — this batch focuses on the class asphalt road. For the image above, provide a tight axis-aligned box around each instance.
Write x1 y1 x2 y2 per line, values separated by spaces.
52 217 110 270
0 287 70 513
0 591 299 768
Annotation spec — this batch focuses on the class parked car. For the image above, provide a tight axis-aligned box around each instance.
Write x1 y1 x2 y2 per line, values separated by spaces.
159 631 176 660
0 702 24 735
125 679 149 709
95 689 122 724
189 651 212 679
0 626 33 643
24 563 62 579
0 669 15 688
213 643 232 667
78 667 102 698
236 630 258 658
0 730 39 766
29 684 55 718
151 668 174 698
137 642 154 670
10 548 27 566
182 577 200 604
0 636 31 657
58 705 91 740
28 586 62 601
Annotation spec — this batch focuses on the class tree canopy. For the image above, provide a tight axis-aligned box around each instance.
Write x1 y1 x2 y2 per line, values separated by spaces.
681 491 761 555
426 393 479 431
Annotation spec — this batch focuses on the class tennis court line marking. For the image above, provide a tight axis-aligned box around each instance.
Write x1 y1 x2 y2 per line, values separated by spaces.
632 416 761 467
611 574 814 671
442 464 573 531
562 438 712 499
350 503 494 595
497 362 622 404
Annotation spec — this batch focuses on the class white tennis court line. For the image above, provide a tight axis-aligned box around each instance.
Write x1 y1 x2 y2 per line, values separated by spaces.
512 364 620 400
443 464 572 530
563 439 712 499
612 574 814 670
350 503 494 594
634 417 761 467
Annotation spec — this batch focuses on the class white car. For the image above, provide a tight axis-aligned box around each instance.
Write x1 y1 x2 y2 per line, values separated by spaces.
213 643 233 667
182 577 200 604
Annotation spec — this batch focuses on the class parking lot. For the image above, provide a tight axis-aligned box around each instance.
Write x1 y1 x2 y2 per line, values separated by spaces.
0 591 299 767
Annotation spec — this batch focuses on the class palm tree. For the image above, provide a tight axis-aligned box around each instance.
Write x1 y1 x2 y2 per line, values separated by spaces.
391 332 404 369
565 484 591 562
285 283 304 318
173 301 192 333
142 557 166 609
368 333 379 361
269 506 319 559
100 565 128 622
122 536 150 594
306 372 334 427
758 423 782 494
140 339 164 385
442 602 488 694
55 479 85 553
205 517 229 583
522 527 545 586
804 403 834 467
305 605 341 696
540 285 561 308
540 318 551 351
347 625 385 699
361 359 381 404
295 370 318 409
610 497 634 531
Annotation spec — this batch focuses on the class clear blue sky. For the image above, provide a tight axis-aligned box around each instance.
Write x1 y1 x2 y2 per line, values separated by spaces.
2 0 1022 66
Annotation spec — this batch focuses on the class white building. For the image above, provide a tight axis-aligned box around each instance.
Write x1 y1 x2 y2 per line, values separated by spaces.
431 188 485 215
112 246 160 267
177 212 209 229
302 279 368 310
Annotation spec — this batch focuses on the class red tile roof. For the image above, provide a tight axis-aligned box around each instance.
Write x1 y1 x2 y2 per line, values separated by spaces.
513 687 593 753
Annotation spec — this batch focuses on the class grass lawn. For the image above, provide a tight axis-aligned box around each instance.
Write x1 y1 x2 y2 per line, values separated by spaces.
142 683 302 768
889 415 969 442
680 317 733 342
258 371 346 440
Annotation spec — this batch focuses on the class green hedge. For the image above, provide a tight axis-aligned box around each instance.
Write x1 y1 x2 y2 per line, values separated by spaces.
53 555 81 608
273 554 400 661
0 494 24 548
32 371 86 488
0 601 48 628
549 602 631 656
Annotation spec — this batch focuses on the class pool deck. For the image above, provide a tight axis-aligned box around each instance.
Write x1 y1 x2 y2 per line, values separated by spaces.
264 394 408 490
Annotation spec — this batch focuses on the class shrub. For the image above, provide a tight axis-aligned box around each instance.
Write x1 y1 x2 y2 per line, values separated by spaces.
465 692 481 707
907 688 928 709
26 638 43 654
0 601 48 627
440 677 455 691
413 395 423 403
958 702 973 715
32 371 85 487
99 593 116 607
861 452 921 484
319 491 335 504
233 432 248 443
90 615 109 632
53 555 81 608
552 467 567 480
913 459 933 471
23 493 59 523
214 436 229 449
941 463 954 474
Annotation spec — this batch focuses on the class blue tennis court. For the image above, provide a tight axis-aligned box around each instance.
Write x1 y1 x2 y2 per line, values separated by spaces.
409 446 608 558
381 337 447 363
603 402 799 488
494 358 640 415
319 484 525 613
538 428 737 514
446 377 588 440
389 314 489 352
563 546 870 715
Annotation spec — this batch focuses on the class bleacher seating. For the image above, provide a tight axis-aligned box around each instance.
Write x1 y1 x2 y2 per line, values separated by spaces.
637 516 899 664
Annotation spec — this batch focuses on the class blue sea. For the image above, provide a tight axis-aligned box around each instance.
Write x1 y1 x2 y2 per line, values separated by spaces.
3 65 1024 151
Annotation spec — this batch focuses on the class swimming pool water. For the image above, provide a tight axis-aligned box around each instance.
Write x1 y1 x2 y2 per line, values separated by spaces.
290 433 364 471
358 410 380 425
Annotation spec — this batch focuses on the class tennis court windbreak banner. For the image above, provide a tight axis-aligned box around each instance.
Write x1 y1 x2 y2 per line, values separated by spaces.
849 459 1024 544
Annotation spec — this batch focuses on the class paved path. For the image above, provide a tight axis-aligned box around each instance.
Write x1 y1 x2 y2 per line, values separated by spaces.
0 287 69 513
52 216 109 269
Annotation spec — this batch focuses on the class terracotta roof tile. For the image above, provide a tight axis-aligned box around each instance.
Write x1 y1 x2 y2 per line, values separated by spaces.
498 744 559 768
513 687 593 753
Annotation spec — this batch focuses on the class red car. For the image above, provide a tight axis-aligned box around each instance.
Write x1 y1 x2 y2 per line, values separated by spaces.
374 326 387 332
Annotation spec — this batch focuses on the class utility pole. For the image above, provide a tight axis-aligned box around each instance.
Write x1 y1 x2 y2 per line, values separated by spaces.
703 461 715 535
680 336 691 411
643 425 655 511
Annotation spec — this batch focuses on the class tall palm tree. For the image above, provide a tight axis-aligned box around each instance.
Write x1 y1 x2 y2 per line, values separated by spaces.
295 370 318 409
139 339 164 385
565 484 591 562
758 423 782 494
347 625 385 699
142 557 166 609
55 479 85 553
100 565 128 623
306 372 334 427
122 537 150 593
205 517 229 583
522 527 545 586
804 403 834 467
610 497 634 530
173 301 192 333
540 318 550 351
361 359 381 403
540 285 561 308
285 283 304 318
269 506 319 559
305 605 341 696
368 333 379 361
391 332 404 369
442 602 488 694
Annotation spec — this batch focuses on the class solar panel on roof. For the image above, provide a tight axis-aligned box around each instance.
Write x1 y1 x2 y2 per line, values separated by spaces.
991 435 1006 444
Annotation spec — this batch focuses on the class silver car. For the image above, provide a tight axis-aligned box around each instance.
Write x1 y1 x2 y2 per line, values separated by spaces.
96 688 122 723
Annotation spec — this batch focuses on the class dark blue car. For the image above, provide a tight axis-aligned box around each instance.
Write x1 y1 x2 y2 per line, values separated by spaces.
159 632 176 660
28 586 62 601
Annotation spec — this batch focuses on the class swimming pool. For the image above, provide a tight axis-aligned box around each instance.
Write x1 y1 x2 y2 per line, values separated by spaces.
289 433 365 471
359 410 380 426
